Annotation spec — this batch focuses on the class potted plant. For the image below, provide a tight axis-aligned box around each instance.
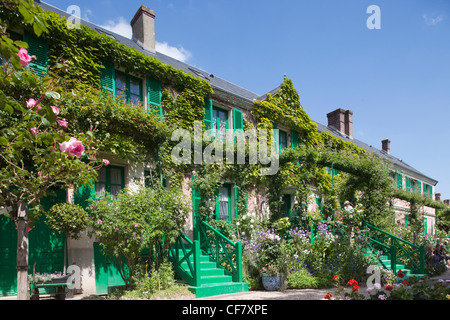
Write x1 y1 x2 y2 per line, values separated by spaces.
256 229 287 291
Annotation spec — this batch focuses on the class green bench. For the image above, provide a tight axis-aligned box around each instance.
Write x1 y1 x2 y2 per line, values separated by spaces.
30 278 73 300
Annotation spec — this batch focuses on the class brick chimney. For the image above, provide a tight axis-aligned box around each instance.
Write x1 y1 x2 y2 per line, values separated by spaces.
382 139 390 154
327 108 353 138
131 5 156 52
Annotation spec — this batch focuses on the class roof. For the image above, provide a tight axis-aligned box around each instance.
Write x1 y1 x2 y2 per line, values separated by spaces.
315 122 438 185
36 1 437 186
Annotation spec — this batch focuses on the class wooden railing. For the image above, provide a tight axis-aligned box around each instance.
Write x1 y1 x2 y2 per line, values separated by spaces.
200 221 243 283
364 222 425 275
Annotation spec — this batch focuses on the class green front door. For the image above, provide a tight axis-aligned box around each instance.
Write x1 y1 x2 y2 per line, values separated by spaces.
0 215 17 296
93 243 126 295
0 189 66 297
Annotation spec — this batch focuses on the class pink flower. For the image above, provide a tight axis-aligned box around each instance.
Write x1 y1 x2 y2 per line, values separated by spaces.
134 223 139 227
97 219 102 225
18 48 32 67
30 127 39 135
26 98 41 112
51 106 60 116
102 159 110 166
57 119 68 128
59 137 85 157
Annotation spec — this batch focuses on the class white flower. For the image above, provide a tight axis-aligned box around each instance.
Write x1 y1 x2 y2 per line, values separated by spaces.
236 222 240 226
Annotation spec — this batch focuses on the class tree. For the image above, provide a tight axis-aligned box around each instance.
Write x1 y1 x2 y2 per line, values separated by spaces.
0 1 101 299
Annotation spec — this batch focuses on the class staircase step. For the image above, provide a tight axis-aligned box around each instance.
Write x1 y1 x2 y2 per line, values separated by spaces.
189 282 249 298
200 274 233 284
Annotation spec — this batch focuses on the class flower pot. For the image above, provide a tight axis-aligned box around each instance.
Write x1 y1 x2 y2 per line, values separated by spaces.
262 273 283 291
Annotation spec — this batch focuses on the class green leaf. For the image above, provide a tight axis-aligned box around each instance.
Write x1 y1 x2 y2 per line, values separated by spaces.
18 5 34 24
4 104 14 114
45 91 61 100
41 117 51 127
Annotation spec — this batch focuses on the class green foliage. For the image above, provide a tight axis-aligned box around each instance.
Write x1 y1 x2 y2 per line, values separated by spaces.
88 185 189 286
46 202 90 239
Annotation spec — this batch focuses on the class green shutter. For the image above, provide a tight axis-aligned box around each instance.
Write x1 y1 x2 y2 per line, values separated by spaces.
272 123 279 153
291 130 299 149
429 185 433 198
397 173 403 189
24 32 48 78
203 98 213 130
234 184 239 218
233 108 244 132
417 180 422 194
147 76 162 118
99 61 115 94
74 181 97 211
406 177 411 191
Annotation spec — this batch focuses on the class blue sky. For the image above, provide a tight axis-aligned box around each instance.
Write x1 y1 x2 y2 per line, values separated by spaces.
43 0 450 199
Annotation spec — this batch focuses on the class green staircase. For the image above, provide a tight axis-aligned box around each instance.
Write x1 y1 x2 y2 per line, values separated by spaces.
169 222 248 298
363 222 427 282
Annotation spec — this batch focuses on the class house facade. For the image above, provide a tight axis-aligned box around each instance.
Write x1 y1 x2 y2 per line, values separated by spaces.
0 2 440 296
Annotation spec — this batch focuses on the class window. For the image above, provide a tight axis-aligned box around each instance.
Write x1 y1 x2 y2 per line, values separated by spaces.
216 184 231 222
212 107 228 137
115 71 143 106
95 166 124 198
279 130 287 151
397 173 403 190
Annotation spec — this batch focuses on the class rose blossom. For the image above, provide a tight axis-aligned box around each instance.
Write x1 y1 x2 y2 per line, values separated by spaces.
59 137 85 157
102 159 110 166
51 106 60 115
26 98 41 112
18 48 32 67
30 127 39 135
57 119 68 128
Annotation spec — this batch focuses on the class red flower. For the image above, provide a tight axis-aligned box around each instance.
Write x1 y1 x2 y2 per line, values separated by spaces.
397 270 405 278
352 285 359 291
324 293 332 300
385 284 394 291
347 279 358 286
332 275 339 281
402 280 409 286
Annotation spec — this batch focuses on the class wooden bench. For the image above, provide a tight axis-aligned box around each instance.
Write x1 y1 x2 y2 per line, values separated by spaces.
30 280 72 300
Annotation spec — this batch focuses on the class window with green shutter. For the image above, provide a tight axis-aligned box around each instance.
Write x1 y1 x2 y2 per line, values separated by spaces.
272 123 279 153
417 180 422 194
147 76 162 118
24 32 48 78
423 183 428 198
279 129 287 152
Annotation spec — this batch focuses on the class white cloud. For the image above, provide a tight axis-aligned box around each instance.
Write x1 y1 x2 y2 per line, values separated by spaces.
423 14 445 26
100 17 132 38
156 41 192 62
99 17 192 62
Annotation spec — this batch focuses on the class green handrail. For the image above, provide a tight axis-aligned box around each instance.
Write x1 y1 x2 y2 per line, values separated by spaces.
200 221 243 283
364 222 425 274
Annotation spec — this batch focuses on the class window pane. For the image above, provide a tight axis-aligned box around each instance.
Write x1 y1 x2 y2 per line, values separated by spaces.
111 185 122 198
130 78 140 96
97 166 107 183
115 73 127 102
218 187 229 221
110 168 122 185
130 94 141 106
95 183 106 196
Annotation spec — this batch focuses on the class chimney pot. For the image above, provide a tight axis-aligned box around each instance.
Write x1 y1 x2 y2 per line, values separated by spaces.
131 5 156 52
382 139 390 154
327 108 353 138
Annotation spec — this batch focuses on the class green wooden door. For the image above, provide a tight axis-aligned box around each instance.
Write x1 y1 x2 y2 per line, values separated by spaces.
0 215 17 296
93 242 126 295
0 189 66 297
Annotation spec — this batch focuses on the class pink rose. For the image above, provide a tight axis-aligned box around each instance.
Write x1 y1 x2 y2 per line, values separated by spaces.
26 98 41 112
57 119 68 128
102 159 110 166
67 139 85 157
18 48 32 67
51 106 60 115
59 137 85 157
30 127 39 135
